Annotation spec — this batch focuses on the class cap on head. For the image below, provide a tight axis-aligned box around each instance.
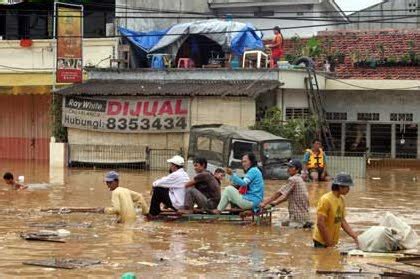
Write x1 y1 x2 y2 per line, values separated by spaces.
167 155 184 167
104 171 119 182
333 172 353 187
287 159 302 171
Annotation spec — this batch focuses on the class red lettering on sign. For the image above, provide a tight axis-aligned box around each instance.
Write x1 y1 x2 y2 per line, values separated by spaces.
130 102 142 116
158 100 173 115
175 99 188 115
122 102 130 116
144 101 159 116
107 101 122 115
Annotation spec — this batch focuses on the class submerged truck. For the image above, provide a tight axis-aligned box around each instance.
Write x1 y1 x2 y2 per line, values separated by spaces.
187 125 292 179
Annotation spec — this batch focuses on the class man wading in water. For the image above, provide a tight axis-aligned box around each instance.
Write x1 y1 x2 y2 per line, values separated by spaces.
313 173 358 248
102 171 149 223
260 159 311 228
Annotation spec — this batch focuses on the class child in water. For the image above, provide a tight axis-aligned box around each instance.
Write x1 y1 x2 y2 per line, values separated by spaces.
3 172 27 190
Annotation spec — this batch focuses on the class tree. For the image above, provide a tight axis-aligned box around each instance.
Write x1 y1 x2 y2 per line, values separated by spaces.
253 107 317 153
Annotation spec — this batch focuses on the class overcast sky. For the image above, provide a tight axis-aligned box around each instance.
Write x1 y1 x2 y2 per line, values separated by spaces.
335 0 383 14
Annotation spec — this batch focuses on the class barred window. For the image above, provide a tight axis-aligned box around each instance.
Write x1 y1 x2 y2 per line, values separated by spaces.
390 113 413 122
285 108 310 120
357 113 380 121
326 112 347 121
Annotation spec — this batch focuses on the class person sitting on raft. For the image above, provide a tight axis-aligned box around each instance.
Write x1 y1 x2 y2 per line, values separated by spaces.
102 171 149 224
147 155 190 218
260 159 311 228
180 157 222 214
211 153 264 214
3 172 27 190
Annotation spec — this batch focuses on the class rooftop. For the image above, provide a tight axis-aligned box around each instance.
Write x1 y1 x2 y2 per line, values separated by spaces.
55 79 282 98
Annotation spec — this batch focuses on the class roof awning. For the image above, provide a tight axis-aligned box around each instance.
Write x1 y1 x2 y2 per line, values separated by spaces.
55 79 281 98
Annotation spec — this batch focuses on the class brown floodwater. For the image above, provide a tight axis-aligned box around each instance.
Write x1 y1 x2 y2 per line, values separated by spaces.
0 160 419 278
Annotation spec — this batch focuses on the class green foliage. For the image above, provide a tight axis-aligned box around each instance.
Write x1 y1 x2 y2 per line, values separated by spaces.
50 94 67 143
303 37 322 58
252 107 317 153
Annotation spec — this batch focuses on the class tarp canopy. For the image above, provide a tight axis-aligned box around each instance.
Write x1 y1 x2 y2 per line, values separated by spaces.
119 19 264 56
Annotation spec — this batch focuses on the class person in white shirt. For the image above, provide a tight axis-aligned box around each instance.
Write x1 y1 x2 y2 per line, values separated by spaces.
148 155 189 217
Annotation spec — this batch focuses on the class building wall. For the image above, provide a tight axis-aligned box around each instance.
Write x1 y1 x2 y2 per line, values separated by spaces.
209 3 344 38
0 95 51 160
324 90 420 122
115 0 211 31
0 38 118 73
116 0 344 37
67 96 255 152
334 0 420 30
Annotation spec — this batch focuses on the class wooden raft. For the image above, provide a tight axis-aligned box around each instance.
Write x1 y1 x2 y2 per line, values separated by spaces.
156 208 273 225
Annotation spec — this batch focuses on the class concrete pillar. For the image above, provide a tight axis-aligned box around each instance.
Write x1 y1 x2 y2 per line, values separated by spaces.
49 137 68 185
276 89 285 121
417 124 420 159
366 123 371 154
391 124 396 159
341 122 346 156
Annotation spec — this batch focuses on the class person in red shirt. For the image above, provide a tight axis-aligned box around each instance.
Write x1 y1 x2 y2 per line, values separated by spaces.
266 26 284 66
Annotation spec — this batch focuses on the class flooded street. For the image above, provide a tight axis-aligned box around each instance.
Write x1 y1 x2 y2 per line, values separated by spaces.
0 160 419 278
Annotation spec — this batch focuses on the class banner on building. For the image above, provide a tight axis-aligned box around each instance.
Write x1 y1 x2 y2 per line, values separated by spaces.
56 4 83 83
62 97 190 133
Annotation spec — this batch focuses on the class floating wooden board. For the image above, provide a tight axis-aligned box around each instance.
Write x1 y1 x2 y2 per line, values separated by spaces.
156 209 273 225
28 221 92 229
20 232 66 243
40 207 104 214
23 259 101 269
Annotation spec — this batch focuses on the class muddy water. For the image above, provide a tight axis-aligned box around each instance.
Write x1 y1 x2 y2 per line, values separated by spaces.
0 160 419 278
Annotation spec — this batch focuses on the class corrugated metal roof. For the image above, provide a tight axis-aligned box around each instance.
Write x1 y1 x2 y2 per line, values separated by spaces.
55 79 280 98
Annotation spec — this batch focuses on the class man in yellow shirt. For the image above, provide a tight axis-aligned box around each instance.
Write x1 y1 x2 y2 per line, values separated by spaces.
313 173 358 248
103 171 149 223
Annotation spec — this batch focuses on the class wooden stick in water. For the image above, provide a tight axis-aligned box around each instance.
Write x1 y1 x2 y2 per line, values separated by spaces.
40 207 104 214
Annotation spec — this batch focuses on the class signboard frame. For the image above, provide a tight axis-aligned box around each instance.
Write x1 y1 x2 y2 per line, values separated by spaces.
54 1 83 83
62 96 191 134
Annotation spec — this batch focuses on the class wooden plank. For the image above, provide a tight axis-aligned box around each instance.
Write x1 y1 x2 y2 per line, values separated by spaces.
367 263 420 275
20 233 66 243
40 207 104 214
23 259 101 269
397 256 420 262
316 270 379 275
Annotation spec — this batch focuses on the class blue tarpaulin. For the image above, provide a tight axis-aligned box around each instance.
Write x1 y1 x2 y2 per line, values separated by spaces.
118 19 264 56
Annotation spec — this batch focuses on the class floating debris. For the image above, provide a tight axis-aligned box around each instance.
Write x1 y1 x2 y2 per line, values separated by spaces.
20 231 66 243
28 221 92 229
23 259 101 269
137 261 158 267
254 267 293 278
40 207 104 214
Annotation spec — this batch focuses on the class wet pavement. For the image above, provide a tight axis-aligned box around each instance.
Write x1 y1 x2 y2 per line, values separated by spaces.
0 160 419 278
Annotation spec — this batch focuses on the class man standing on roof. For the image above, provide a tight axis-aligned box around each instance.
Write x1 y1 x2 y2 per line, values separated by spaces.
147 155 189 217
313 173 359 248
265 26 284 66
302 139 328 182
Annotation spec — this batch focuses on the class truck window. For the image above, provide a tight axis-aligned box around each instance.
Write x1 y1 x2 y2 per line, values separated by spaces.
233 141 257 160
197 136 210 151
210 139 224 154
